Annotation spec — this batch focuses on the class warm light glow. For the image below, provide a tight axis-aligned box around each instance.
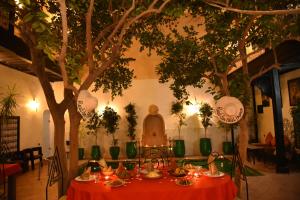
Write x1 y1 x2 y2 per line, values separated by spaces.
15 0 23 8
27 99 40 112
186 103 200 116
96 104 119 114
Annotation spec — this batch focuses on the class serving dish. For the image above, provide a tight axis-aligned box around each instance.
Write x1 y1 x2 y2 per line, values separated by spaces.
75 176 94 182
203 171 225 178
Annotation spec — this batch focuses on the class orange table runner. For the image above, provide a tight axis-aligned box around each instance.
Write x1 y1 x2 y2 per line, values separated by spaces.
67 173 237 200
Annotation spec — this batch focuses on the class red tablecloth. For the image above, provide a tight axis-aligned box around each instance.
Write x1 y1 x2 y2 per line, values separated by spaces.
0 163 22 177
67 173 237 200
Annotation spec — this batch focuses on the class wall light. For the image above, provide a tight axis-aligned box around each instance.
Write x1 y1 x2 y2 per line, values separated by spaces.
186 103 200 116
96 104 119 114
27 98 40 112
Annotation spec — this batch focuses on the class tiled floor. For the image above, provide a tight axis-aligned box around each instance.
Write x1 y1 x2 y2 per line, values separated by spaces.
9 159 300 200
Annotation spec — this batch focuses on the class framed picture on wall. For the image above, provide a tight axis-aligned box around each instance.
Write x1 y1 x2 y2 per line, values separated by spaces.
288 77 300 106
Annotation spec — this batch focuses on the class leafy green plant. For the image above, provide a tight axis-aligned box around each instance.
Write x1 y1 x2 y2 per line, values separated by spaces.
86 112 102 145
291 101 300 135
0 85 18 121
102 106 121 146
218 121 238 142
124 103 137 141
199 103 213 138
171 101 187 139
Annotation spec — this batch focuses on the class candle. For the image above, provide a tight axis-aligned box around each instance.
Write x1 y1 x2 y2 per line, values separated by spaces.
104 176 110 180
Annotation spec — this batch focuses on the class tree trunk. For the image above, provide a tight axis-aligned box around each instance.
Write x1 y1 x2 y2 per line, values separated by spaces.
239 114 249 162
52 113 68 196
67 100 81 186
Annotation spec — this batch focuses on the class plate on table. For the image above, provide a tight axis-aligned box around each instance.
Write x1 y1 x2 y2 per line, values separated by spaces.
168 168 188 177
75 175 94 182
203 171 225 178
106 179 125 187
143 171 163 179
176 179 193 186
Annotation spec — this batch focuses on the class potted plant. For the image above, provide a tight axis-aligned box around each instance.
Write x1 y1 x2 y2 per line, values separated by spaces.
78 120 89 160
86 112 102 160
124 103 138 159
219 122 235 155
102 106 121 160
0 85 18 120
171 101 187 157
291 101 300 149
199 102 213 156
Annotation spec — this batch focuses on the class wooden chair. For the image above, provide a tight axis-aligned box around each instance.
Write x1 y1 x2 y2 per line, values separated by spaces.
46 147 66 200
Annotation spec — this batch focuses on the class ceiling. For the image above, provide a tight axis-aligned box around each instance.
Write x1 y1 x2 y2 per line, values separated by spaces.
0 25 62 82
0 45 62 82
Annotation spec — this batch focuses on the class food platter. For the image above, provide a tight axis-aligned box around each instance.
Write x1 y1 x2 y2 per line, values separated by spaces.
106 179 125 187
175 179 193 186
203 171 225 178
168 168 188 177
75 176 95 182
143 171 163 179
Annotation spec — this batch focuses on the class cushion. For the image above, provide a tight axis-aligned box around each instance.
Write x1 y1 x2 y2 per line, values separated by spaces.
265 132 273 145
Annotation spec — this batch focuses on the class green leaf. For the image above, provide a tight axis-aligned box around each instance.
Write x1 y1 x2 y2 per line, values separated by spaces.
32 21 40 29
23 13 33 23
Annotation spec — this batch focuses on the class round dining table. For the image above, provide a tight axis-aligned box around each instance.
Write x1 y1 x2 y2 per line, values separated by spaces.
67 171 237 200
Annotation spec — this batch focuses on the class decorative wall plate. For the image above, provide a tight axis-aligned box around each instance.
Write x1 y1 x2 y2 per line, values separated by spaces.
215 96 244 124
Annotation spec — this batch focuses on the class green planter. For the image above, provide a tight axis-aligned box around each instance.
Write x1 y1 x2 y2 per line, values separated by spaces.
173 139 185 158
78 148 85 160
222 141 233 155
91 145 101 160
126 141 137 159
200 138 211 156
87 160 101 172
109 146 120 160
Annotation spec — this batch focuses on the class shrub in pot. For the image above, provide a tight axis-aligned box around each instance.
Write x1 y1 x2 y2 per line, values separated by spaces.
291 101 300 149
78 121 88 160
219 122 234 155
102 106 121 160
124 103 138 159
199 102 213 156
86 112 102 160
171 101 187 157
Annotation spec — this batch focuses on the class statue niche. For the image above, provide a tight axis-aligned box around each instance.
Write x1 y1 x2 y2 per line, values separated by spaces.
142 105 167 146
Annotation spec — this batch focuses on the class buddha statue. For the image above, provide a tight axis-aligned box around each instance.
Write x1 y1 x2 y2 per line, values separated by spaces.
142 105 167 146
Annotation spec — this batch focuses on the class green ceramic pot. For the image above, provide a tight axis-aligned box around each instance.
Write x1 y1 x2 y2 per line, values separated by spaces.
91 145 101 160
87 160 101 172
126 141 137 159
222 141 233 155
173 139 185 158
124 162 136 170
200 138 212 156
78 148 84 160
109 146 120 160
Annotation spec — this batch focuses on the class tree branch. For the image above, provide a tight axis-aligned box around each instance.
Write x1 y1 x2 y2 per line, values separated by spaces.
230 48 264 66
117 0 171 45
57 0 78 94
204 0 300 15
98 0 136 58
86 0 95 72
92 23 116 47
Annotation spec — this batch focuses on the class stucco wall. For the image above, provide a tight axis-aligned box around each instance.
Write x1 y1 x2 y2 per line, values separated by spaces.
52 79 227 158
254 68 300 144
0 64 48 151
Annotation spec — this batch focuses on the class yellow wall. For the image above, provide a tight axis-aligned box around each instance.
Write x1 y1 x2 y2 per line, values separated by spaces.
255 68 300 143
0 64 48 150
